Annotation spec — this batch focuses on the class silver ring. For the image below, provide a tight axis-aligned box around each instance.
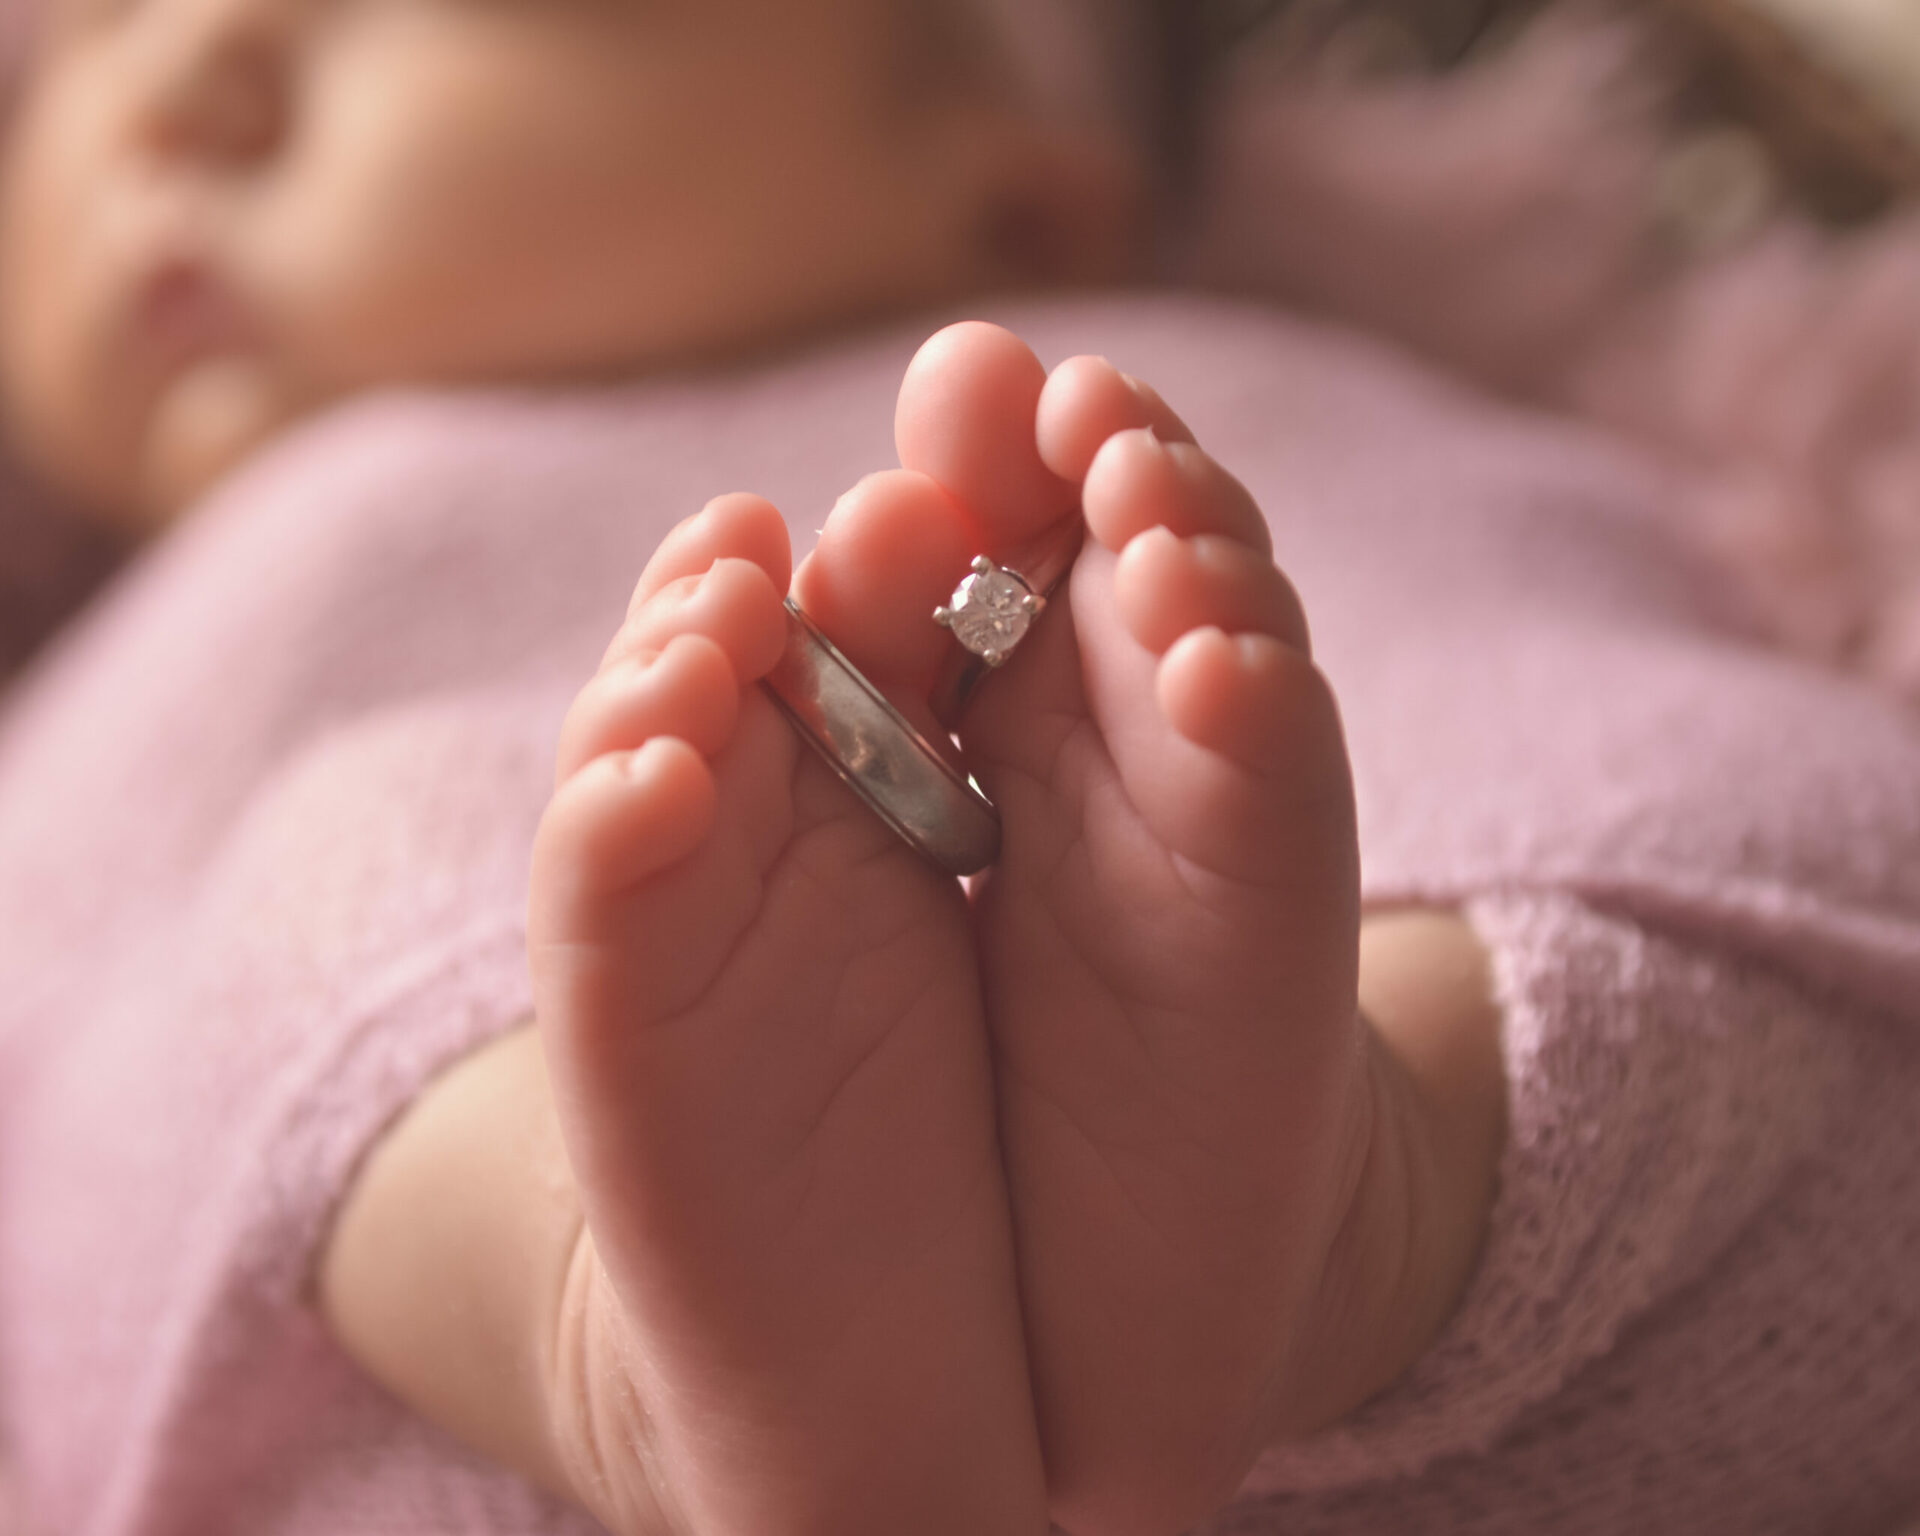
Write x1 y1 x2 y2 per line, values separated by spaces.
929 525 1084 724
761 600 1001 877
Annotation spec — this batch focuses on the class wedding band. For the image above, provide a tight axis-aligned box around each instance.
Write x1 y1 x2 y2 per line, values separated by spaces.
762 600 1001 877
929 524 1084 723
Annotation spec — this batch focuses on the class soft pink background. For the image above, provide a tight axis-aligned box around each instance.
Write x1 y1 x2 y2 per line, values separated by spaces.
5 4 1920 703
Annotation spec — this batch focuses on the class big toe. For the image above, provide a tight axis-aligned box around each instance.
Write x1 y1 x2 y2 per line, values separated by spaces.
794 323 1083 736
896 321 1080 551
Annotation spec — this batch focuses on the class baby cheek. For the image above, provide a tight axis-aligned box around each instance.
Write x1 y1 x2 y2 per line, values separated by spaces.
251 120 629 383
0 77 147 507
253 24 662 382
0 138 70 419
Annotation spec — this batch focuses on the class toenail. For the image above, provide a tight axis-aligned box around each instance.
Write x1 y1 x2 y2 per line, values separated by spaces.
831 473 882 514
1165 441 1210 480
622 740 673 779
1129 524 1180 559
1237 633 1282 667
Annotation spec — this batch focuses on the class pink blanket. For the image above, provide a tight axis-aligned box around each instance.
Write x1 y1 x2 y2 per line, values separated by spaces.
11 10 1920 711
1186 14 1920 709
0 294 1915 1534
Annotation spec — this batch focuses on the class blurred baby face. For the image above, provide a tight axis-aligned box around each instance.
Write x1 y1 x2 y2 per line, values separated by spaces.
0 0 1017 527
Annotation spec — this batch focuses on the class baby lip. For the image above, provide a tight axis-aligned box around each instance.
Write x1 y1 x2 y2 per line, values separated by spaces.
132 255 259 369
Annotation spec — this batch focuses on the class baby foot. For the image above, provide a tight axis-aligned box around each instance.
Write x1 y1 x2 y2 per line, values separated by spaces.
874 325 1375 1535
984 362 1374 1535
526 492 1046 1535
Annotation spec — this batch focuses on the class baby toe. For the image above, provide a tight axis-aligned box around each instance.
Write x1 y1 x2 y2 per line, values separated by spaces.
1158 628 1339 777
605 555 788 683
1036 354 1196 484
1083 430 1273 557
1115 527 1311 658
626 493 793 614
789 468 977 703
532 736 720 934
553 632 741 789
895 322 1080 552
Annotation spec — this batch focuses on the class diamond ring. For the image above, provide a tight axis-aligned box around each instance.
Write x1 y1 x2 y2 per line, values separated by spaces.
934 557 1046 668
928 526 1083 723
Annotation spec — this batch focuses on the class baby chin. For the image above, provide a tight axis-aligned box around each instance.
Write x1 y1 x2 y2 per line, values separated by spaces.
137 354 311 526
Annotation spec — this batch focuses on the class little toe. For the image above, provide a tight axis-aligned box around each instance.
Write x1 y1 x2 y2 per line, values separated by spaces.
531 736 720 935
1093 625 1353 886
1115 528 1312 658
895 322 1080 555
1036 354 1196 483
1158 628 1342 781
1083 430 1273 556
553 632 741 789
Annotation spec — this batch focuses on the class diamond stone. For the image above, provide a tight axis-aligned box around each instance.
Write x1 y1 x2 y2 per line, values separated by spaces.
941 560 1040 665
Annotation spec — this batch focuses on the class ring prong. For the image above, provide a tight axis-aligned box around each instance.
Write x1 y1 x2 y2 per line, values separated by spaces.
971 555 994 575
983 648 1005 667
934 606 954 627
1022 594 1043 616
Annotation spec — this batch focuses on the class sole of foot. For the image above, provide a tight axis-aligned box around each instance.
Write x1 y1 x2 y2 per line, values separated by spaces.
888 324 1373 1536
529 488 1048 1536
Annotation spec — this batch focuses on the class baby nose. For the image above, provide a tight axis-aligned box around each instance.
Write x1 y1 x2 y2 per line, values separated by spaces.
131 0 293 171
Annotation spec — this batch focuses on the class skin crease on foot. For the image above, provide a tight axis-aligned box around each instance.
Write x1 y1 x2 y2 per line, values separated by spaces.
0 0 1510 1530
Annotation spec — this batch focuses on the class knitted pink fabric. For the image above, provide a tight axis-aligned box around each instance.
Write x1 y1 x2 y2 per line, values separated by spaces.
0 297 1914 1534
1185 9 1920 711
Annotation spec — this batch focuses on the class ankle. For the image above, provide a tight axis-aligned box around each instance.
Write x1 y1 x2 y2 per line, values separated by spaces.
1272 910 1508 1439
